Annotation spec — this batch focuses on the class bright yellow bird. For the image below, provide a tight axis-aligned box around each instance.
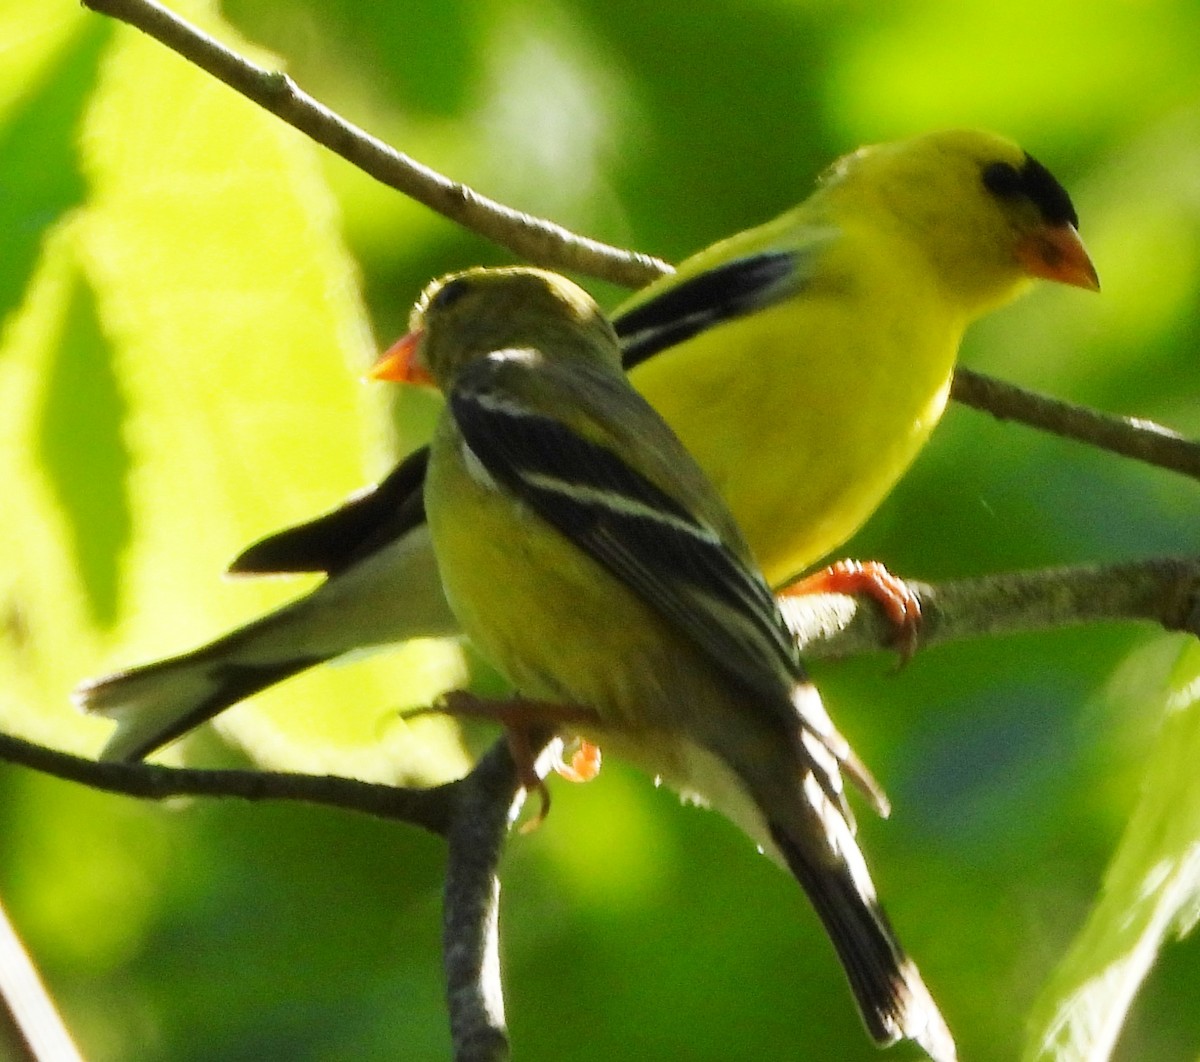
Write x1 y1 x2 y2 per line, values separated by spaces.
77 129 1097 761
382 264 956 1059
617 129 1097 583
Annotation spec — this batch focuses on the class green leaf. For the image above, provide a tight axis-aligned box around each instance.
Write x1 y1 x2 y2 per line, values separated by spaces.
0 0 470 782
0 17 108 333
35 262 130 628
1024 639 1200 1061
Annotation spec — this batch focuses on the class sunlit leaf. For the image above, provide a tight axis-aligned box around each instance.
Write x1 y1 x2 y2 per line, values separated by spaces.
0 0 469 782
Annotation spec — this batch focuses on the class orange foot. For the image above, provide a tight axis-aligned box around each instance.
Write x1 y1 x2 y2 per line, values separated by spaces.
554 739 602 783
433 691 603 832
783 559 922 660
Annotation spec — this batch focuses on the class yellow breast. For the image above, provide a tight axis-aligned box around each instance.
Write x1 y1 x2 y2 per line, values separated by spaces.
630 225 963 586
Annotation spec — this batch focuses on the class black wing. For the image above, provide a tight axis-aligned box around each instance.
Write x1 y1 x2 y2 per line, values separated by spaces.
449 357 802 700
229 447 430 576
615 249 804 369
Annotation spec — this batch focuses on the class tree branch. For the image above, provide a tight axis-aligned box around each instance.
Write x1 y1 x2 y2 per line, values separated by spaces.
0 733 455 836
79 0 666 289
80 0 1200 487
786 555 1200 660
441 738 528 1062
0 735 521 1061
4 557 1192 816
952 368 1200 482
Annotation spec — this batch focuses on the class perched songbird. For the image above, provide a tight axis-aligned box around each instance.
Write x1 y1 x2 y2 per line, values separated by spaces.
614 129 1098 583
375 264 956 1058
77 129 1098 761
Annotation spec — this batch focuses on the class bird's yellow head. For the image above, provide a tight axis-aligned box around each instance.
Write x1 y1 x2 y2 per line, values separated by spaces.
821 129 1099 313
372 266 619 391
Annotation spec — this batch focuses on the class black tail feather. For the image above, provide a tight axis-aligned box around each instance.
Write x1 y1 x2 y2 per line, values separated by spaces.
769 821 956 1062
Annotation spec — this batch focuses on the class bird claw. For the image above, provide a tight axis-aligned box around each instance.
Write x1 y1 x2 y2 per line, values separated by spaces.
783 559 922 663
505 725 553 834
426 691 603 831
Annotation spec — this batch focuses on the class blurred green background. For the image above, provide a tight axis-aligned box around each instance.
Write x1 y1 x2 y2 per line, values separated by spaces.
2 0 1199 1059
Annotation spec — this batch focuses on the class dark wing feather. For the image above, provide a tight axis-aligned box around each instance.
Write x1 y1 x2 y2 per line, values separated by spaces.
449 356 802 700
615 249 806 369
229 447 430 576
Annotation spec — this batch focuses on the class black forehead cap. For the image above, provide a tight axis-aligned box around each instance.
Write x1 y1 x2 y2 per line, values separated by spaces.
982 153 1079 229
1020 153 1079 227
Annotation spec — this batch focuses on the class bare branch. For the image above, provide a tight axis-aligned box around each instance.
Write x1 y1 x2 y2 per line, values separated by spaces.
1 556 1196 1057
2 556 1196 816
0 733 455 836
786 555 1200 660
0 735 531 1062
441 738 540 1062
0 734 528 1062
79 0 667 288
953 368 1200 482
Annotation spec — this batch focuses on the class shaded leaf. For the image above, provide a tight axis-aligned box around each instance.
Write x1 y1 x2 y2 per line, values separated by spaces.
0 18 107 334
1024 639 1200 1061
35 263 129 628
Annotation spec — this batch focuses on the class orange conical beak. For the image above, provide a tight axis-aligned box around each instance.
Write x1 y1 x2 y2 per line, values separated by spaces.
369 328 433 385
1016 222 1100 291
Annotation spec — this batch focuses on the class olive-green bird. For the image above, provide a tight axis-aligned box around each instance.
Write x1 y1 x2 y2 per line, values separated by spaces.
377 264 957 1060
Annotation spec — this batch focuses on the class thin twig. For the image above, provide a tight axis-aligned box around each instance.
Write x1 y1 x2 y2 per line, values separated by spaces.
1 557 1197 823
0 556 1196 1055
79 0 667 288
0 736 524 1062
953 368 1200 481
0 733 454 836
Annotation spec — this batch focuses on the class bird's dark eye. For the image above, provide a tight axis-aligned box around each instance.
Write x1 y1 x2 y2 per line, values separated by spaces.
982 160 1023 198
431 277 471 312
